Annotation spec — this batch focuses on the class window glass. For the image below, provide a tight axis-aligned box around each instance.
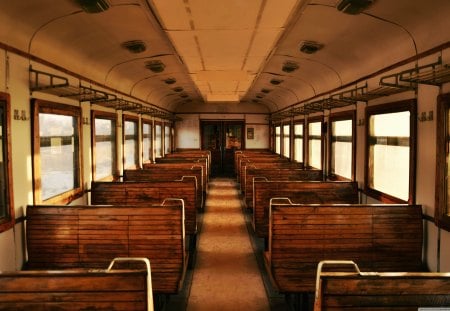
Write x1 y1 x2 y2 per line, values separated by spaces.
308 121 322 169
34 101 82 204
283 124 290 158
275 126 281 154
294 123 303 163
368 108 412 202
93 115 116 180
142 121 152 162
155 123 162 158
0 95 13 232
331 119 353 179
124 118 138 169
164 124 171 155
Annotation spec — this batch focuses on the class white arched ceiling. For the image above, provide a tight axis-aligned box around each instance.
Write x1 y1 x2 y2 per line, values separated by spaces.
0 0 449 113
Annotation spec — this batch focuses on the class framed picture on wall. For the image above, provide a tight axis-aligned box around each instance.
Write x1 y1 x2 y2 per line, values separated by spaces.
247 127 254 139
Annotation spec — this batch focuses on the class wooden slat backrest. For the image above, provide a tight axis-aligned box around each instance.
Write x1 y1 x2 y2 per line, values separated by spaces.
265 204 424 294
234 150 272 175
243 168 323 207
152 157 209 184
0 269 149 311
124 168 204 211
26 204 186 294
166 151 211 174
314 262 450 310
237 156 287 181
241 163 305 193
91 180 197 235
253 181 359 238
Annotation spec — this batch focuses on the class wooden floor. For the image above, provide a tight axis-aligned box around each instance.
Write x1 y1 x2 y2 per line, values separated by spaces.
166 177 287 311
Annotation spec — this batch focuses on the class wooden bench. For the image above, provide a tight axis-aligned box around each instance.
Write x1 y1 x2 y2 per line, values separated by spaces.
124 168 204 211
265 203 424 296
91 179 198 241
314 260 450 311
26 203 187 295
0 258 154 311
168 150 211 173
253 181 359 239
240 162 305 193
237 155 287 181
156 156 209 180
234 150 272 176
243 168 323 208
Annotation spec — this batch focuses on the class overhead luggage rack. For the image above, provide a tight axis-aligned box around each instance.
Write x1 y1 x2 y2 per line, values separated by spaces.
399 56 450 86
29 67 116 102
29 67 178 120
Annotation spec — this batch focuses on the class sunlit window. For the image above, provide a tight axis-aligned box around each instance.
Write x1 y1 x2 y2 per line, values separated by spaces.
142 120 152 163
164 124 171 155
155 123 162 158
92 111 116 181
0 93 14 233
123 116 138 169
330 113 354 180
294 122 303 163
283 124 290 158
366 100 416 203
436 93 450 230
32 99 82 204
308 120 322 169
275 125 281 155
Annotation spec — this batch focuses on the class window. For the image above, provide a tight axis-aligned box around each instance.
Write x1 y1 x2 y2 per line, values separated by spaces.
308 119 323 169
123 116 139 169
92 111 117 181
155 122 162 158
283 124 290 158
32 99 82 204
294 122 304 163
436 93 450 230
366 99 416 203
330 112 355 180
275 125 281 155
0 93 14 233
164 124 171 155
142 119 153 163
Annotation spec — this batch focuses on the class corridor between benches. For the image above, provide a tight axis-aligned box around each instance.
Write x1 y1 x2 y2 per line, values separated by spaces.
186 178 270 311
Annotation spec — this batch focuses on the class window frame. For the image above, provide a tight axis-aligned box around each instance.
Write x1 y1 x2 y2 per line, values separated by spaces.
328 111 356 181
435 93 450 230
282 123 291 159
142 118 153 164
154 121 163 159
306 117 324 169
122 114 139 169
293 120 304 164
91 110 118 181
364 99 417 204
0 92 14 233
32 99 83 205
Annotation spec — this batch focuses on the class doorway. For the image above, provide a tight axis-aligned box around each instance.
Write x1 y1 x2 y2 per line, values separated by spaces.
201 120 244 177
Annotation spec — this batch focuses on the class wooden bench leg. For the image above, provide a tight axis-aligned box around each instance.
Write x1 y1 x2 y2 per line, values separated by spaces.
187 233 198 269
286 292 313 311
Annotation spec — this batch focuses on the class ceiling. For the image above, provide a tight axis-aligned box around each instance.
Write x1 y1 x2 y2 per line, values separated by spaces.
0 0 449 116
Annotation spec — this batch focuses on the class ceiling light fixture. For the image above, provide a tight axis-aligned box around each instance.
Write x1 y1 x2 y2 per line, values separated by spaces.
282 61 299 73
270 79 283 85
336 0 375 15
121 40 146 53
164 78 176 84
173 87 184 92
145 60 165 73
299 41 323 54
261 88 271 93
74 0 110 13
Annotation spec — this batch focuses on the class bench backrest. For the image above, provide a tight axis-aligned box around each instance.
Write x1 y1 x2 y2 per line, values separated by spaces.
237 156 287 180
91 180 197 235
266 204 424 293
243 168 323 207
253 181 359 238
26 204 186 294
124 168 204 211
152 158 209 184
314 261 450 311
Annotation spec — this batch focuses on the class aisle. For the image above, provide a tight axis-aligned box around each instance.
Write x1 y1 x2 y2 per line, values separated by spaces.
186 178 270 311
